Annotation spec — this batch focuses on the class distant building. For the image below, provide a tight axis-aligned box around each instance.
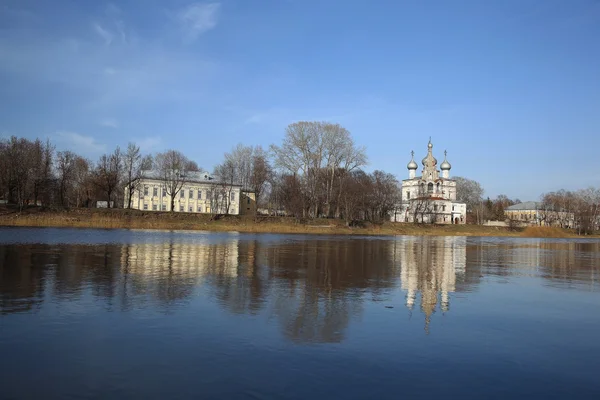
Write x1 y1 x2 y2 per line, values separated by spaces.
505 201 574 227
124 170 255 215
392 140 467 224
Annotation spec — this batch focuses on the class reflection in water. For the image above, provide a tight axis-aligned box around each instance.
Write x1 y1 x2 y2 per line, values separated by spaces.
2 229 600 399
395 236 466 332
2 233 600 341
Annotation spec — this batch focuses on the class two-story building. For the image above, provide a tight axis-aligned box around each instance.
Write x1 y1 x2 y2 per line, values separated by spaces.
124 170 254 215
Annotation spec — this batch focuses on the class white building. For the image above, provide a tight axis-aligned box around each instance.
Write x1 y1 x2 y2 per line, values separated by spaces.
124 170 251 215
391 140 467 224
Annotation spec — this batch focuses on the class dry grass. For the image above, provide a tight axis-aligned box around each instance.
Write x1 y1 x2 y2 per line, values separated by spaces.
0 207 596 238
520 226 571 238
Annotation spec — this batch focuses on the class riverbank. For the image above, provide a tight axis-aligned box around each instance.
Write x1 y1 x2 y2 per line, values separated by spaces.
0 207 596 238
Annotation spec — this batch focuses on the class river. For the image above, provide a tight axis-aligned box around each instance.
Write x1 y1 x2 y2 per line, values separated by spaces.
1 227 599 399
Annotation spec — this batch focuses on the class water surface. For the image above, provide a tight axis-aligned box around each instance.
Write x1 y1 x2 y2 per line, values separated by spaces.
1 227 599 399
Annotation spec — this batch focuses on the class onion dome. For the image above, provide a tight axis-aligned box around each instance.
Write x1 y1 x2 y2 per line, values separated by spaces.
407 150 418 170
440 150 451 170
421 138 437 166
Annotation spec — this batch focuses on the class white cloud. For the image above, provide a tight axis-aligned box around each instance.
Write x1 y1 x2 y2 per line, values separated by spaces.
177 3 220 42
100 118 119 128
93 23 114 45
55 132 107 155
135 136 163 153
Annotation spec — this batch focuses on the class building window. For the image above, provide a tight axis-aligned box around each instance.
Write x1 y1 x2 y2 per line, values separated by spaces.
189 205 193 212
247 197 250 205
161 204 166 211
153 187 158 196
180 190 185 198
198 190 202 199
143 204 148 210
427 183 434 193
452 206 455 211
434 204 438 212
144 186 149 196
442 205 446 212
406 191 410 199
436 183 440 192
162 188 166 197
231 192 235 201
189 190 194 199
198 205 202 212
152 204 157 211
179 205 184 211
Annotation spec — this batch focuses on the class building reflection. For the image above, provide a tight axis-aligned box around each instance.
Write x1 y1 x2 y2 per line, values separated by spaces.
392 236 467 332
2 235 599 342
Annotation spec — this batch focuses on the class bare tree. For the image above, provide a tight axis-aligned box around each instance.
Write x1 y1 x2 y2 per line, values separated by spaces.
123 142 142 209
271 121 366 218
94 147 123 208
155 150 190 212
56 151 77 207
454 176 485 224
214 158 236 215
250 150 272 208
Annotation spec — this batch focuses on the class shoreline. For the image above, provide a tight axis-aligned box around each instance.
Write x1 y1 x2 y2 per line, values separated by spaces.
0 207 597 239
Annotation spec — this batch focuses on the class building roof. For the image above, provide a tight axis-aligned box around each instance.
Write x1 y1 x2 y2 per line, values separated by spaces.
140 170 242 187
505 201 540 211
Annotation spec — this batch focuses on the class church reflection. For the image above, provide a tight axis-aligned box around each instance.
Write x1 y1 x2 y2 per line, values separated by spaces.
393 236 467 332
2 234 599 342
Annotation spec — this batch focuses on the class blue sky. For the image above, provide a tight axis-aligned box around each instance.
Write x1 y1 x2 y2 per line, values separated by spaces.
1 0 599 200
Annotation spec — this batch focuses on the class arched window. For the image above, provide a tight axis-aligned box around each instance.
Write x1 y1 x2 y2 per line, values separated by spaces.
436 182 440 192
427 183 434 193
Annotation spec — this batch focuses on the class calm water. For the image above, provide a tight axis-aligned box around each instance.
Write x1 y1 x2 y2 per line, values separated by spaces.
1 228 600 399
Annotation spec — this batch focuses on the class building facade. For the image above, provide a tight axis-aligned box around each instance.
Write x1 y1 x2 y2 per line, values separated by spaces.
124 170 253 215
505 201 575 227
391 140 467 224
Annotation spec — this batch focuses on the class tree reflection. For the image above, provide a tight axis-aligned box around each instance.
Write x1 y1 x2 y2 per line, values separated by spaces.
2 235 599 342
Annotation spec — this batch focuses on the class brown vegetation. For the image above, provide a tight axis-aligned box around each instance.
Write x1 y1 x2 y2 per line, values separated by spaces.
1 207 596 238
520 226 571 238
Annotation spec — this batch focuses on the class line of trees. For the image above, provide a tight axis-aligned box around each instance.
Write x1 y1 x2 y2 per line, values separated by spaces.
3 125 597 231
539 188 600 234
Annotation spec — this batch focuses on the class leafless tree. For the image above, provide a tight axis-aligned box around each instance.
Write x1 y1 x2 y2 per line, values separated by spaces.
123 142 142 209
250 150 272 208
454 176 485 224
214 158 236 215
56 151 78 207
271 121 367 218
94 146 123 208
155 150 191 212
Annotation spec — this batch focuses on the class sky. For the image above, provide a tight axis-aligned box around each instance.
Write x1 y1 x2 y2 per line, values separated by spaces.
1 0 599 200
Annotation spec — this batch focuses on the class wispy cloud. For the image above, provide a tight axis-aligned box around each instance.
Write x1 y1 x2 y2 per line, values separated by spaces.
100 118 119 128
93 23 114 45
55 132 107 156
135 136 163 153
177 2 220 42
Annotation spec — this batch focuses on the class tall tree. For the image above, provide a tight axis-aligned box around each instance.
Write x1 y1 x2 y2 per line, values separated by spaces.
56 150 77 207
155 150 191 212
94 147 123 208
454 176 486 224
123 142 142 209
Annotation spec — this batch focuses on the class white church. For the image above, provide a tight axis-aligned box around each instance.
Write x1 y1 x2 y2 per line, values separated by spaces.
391 139 467 224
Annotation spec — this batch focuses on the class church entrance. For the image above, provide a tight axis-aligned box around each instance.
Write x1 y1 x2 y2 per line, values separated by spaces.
454 217 459 224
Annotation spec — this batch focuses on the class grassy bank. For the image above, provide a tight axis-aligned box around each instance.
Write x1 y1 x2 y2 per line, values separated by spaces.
0 207 596 238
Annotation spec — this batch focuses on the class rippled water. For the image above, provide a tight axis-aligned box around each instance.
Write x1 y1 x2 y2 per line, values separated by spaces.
1 227 600 399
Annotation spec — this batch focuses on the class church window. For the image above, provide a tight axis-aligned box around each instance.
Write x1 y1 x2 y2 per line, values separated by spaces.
434 204 438 212
406 191 410 199
427 183 434 193
436 183 440 192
